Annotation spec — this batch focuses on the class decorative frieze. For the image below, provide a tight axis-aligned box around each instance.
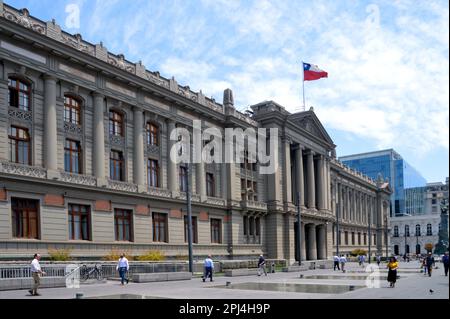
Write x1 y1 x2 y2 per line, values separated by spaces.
107 54 136 74
148 186 172 198
60 172 96 186
206 197 226 206
61 33 95 56
64 122 83 137
147 144 160 156
107 180 139 193
0 161 46 179
110 135 125 148
8 107 32 123
2 7 45 35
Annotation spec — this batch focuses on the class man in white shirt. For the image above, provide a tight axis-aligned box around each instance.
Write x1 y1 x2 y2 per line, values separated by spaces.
333 255 340 271
116 254 129 285
29 253 45 296
203 255 214 282
340 255 347 273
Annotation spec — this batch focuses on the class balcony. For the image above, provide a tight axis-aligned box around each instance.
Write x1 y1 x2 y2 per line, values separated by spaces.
240 200 267 211
0 161 46 179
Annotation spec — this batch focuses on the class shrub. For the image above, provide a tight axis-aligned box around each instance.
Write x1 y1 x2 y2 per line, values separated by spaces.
350 249 367 257
135 250 165 261
48 248 72 261
103 249 134 261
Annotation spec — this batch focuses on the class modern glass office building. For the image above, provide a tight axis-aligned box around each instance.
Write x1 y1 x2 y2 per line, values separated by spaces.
340 149 427 217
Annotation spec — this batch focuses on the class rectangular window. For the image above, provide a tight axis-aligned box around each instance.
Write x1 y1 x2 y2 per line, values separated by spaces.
243 216 248 236
64 139 82 174
146 123 159 146
249 217 255 236
114 209 132 241
211 218 222 244
206 173 215 197
64 96 81 125
344 231 348 245
351 232 355 245
431 199 437 205
241 179 246 201
109 111 124 136
8 126 31 165
358 232 361 245
253 182 258 201
110 150 124 181
374 234 376 244
364 233 367 245
68 204 90 241
179 166 188 192
255 217 260 236
184 216 198 244
152 212 168 243
11 198 39 239
147 159 159 187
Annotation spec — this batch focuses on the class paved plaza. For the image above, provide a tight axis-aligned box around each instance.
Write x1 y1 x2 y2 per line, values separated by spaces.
0 261 448 299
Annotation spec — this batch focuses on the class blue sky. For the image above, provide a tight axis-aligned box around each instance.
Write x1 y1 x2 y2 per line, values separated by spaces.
5 0 449 183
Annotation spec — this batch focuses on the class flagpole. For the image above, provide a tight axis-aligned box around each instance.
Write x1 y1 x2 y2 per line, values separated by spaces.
302 61 306 111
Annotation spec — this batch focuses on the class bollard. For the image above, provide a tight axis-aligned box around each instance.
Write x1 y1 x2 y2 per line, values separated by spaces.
76 293 84 299
226 281 231 287
271 263 275 273
349 285 355 291
300 274 304 279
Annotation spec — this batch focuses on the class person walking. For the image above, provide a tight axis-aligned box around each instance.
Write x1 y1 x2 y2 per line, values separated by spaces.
425 252 435 277
257 254 267 276
29 253 45 296
340 255 347 273
442 252 449 277
333 255 340 271
376 255 382 266
203 255 214 282
116 254 129 285
422 256 428 275
360 254 366 267
387 256 399 288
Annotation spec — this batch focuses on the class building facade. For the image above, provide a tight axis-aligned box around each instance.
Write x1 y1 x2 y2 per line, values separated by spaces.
340 149 427 217
389 180 448 256
0 4 391 261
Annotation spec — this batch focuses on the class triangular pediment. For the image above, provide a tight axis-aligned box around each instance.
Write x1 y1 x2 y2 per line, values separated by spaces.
289 110 334 147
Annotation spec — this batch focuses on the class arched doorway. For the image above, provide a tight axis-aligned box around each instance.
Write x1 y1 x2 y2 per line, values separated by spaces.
415 244 421 255
405 245 410 254
394 245 399 255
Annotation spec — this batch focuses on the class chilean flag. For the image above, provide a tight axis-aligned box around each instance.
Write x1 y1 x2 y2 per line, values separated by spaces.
303 62 328 81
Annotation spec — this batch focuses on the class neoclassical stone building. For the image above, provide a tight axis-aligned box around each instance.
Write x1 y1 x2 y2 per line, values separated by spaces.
0 4 391 261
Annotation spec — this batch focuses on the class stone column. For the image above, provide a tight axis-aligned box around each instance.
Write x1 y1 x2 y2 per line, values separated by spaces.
307 224 317 260
196 162 206 200
167 120 178 192
306 151 316 209
283 138 292 204
93 93 106 181
133 107 145 187
43 75 58 171
317 225 327 260
316 155 325 210
301 222 307 262
295 146 304 206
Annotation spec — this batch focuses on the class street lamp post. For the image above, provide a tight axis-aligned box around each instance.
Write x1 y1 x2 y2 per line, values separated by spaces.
296 192 302 266
185 163 194 273
384 216 388 259
368 206 371 263
334 188 340 256
404 227 407 257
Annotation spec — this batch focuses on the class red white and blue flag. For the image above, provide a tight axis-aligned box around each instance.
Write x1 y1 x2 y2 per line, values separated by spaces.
303 62 328 81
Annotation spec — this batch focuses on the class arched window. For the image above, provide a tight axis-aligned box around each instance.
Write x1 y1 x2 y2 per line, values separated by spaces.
426 224 432 236
415 224 421 236
8 77 31 111
394 226 399 237
405 225 410 237
146 122 159 146
109 110 124 136
64 95 81 125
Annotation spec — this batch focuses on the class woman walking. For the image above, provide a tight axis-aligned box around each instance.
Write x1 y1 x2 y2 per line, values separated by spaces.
387 256 399 288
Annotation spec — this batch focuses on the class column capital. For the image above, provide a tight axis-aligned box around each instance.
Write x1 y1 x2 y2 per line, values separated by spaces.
305 149 315 156
43 73 57 82
92 91 105 99
133 105 144 112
